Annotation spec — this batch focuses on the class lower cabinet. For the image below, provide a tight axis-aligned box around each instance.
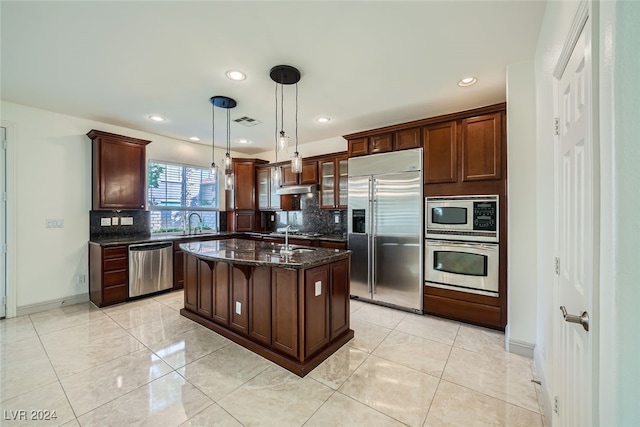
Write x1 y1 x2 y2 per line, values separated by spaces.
181 253 353 375
89 244 128 307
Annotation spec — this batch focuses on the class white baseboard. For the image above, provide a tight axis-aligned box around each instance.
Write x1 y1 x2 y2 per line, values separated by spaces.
507 338 536 358
17 293 90 316
534 346 553 426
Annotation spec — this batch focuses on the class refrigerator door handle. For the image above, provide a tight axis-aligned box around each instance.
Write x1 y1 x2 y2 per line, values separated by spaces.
367 177 373 293
371 178 377 295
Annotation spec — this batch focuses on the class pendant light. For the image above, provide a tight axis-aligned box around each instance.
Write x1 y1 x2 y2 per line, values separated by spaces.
209 100 219 182
209 96 237 190
271 82 282 186
290 82 302 173
270 65 302 171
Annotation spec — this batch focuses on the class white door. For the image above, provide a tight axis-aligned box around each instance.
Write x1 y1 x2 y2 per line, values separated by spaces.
0 127 6 318
556 18 594 427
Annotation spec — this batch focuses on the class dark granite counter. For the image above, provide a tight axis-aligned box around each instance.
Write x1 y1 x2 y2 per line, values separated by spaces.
90 231 346 247
179 238 350 269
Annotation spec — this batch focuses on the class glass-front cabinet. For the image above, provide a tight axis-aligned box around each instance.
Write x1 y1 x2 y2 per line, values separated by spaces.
320 154 348 209
257 167 280 210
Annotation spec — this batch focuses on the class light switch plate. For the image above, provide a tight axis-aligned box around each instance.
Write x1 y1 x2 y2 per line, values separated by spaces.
235 301 242 315
111 217 119 226
100 218 111 226
121 217 134 226
315 281 322 296
334 214 340 224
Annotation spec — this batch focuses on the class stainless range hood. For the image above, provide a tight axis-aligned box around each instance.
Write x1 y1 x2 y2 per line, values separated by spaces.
276 184 318 195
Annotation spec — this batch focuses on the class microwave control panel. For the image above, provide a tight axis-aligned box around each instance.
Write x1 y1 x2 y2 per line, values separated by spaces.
473 201 497 231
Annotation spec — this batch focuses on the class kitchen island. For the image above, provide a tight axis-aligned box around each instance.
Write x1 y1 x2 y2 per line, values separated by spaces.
179 238 353 377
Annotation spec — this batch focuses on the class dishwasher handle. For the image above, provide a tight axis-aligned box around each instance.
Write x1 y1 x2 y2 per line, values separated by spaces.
129 242 173 252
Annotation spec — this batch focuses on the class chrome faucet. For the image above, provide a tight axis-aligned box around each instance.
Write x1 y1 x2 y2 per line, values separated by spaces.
280 225 294 255
187 212 203 235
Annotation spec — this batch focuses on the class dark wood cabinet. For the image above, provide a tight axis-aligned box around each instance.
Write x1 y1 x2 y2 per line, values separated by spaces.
320 154 348 209
370 133 393 154
330 257 350 338
234 211 255 232
304 264 330 357
271 267 299 358
184 252 198 312
248 266 271 345
212 261 230 325
394 127 422 151
89 244 128 307
461 112 502 182
347 137 369 157
197 259 214 318
87 130 150 210
227 158 267 231
230 265 250 334
318 240 347 250
256 166 281 211
424 121 458 184
281 160 319 186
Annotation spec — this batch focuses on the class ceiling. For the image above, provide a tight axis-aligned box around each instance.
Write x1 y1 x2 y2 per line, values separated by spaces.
1 1 546 155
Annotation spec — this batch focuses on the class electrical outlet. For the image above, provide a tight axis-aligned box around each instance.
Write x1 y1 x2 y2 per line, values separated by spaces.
315 281 322 296
121 217 134 226
45 219 64 228
235 301 242 315
334 214 340 224
100 218 111 226
111 217 119 225
271 215 275 221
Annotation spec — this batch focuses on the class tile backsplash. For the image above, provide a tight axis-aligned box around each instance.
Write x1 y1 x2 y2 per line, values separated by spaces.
90 210 150 238
270 191 347 236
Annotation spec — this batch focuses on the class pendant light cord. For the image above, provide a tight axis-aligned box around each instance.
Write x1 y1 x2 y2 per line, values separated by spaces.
280 70 285 135
274 82 279 163
295 82 299 153
211 102 215 163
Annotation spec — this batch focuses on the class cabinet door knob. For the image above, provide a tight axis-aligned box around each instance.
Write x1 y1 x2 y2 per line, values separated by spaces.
141 204 144 208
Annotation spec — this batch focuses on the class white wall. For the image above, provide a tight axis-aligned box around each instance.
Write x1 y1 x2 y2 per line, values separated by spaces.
506 60 537 354
0 100 246 314
598 1 640 424
253 136 347 163
533 0 581 420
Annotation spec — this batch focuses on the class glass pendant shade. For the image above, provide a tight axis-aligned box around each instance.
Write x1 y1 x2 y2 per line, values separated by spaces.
224 153 232 172
210 162 219 181
224 173 234 190
291 152 303 173
271 166 282 186
277 132 289 153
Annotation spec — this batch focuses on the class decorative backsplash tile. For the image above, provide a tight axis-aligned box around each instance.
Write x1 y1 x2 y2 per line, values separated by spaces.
89 210 150 238
272 191 347 236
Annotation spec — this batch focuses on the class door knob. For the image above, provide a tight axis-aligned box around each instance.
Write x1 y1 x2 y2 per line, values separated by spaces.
559 306 590 332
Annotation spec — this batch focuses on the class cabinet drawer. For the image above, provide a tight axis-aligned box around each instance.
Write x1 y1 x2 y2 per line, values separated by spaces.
103 285 128 305
104 246 127 259
104 269 127 287
104 257 127 271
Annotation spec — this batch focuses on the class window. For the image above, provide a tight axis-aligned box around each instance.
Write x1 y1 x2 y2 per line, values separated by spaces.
147 160 219 233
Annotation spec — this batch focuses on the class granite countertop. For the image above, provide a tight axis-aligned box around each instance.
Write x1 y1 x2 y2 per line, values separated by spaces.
179 238 350 269
90 231 346 247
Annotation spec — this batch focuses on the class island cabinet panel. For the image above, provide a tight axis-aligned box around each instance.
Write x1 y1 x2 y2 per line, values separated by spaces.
271 268 299 359
212 262 230 325
304 265 330 358
330 257 350 338
424 121 458 184
248 267 272 345
184 253 198 312
197 260 214 319
461 112 502 182
230 265 250 334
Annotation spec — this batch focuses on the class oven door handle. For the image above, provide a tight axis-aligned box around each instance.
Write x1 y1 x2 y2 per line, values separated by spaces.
426 240 498 251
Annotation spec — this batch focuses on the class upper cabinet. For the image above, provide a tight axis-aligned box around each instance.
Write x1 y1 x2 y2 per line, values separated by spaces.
347 137 369 157
369 133 393 154
87 130 150 210
423 121 457 184
281 160 318 186
348 128 421 158
320 154 348 209
256 166 281 210
461 112 502 182
227 158 267 231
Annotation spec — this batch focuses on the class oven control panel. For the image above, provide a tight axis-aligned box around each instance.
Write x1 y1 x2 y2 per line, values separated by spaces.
473 201 497 231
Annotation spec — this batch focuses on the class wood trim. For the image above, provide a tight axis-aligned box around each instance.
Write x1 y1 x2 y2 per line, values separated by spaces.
343 103 506 139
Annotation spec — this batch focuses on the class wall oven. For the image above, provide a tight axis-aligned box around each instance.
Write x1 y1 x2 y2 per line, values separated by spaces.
425 239 499 297
425 195 499 297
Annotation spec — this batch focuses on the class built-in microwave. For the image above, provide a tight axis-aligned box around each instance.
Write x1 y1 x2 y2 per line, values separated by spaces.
425 195 498 242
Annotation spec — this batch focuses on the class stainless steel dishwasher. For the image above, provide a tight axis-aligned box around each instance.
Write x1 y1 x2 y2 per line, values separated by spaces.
128 242 173 298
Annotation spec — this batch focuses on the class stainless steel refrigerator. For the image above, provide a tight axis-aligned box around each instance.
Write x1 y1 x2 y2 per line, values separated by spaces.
347 148 423 313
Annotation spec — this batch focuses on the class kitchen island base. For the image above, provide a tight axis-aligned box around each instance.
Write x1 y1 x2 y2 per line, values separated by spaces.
179 240 353 377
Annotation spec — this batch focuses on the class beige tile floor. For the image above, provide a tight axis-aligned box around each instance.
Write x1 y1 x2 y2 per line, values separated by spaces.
0 291 545 427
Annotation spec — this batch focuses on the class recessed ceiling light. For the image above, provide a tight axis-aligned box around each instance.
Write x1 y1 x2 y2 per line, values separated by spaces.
316 117 331 123
226 70 246 81
458 77 477 87
189 136 200 142
148 115 166 122
236 138 251 144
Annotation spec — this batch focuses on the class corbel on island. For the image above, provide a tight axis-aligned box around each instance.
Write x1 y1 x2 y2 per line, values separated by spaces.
179 238 354 377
